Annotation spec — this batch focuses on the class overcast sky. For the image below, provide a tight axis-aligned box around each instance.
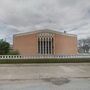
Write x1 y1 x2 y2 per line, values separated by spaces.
0 0 90 43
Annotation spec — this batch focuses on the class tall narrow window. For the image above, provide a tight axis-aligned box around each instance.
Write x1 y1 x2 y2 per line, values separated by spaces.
38 38 40 54
52 38 54 54
49 38 51 54
44 38 45 54
47 38 48 54
41 38 43 54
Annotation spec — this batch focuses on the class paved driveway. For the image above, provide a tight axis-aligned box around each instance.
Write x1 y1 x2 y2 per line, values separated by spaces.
0 63 90 90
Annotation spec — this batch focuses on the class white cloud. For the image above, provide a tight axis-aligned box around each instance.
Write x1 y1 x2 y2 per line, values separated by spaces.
0 0 90 43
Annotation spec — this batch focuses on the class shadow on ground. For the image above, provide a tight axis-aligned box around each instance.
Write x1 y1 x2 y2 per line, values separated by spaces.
42 77 70 86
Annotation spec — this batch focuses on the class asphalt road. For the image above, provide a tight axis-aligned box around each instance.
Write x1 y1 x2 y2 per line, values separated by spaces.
0 63 90 90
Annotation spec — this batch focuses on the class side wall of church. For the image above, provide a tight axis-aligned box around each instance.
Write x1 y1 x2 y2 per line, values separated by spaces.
55 34 78 55
13 33 37 56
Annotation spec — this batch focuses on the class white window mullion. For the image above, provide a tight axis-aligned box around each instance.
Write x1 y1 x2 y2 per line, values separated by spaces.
40 37 41 54
48 37 49 55
51 37 52 54
45 37 47 54
42 37 44 55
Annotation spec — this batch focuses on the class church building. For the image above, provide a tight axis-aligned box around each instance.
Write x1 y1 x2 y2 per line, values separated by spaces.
13 29 78 56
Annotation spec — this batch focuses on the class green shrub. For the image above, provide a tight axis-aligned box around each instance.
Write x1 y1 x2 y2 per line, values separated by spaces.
0 58 90 64
7 50 19 55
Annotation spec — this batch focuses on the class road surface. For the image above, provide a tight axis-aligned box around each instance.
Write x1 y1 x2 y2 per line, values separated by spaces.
0 63 90 90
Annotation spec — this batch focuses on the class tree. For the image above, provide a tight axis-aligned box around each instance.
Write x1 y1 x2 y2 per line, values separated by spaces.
78 38 90 53
83 45 90 53
0 39 10 55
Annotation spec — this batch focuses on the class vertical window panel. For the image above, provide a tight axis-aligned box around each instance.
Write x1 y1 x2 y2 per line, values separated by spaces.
47 38 48 54
49 38 51 54
44 38 45 54
41 38 43 54
52 38 54 54
38 38 40 54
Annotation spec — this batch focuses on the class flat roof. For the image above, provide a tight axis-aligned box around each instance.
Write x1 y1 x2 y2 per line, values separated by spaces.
14 29 77 37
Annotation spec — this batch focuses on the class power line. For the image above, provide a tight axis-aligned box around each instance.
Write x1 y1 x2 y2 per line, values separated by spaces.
74 32 90 35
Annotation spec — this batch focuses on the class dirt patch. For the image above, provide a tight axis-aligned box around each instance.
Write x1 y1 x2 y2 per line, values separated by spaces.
42 77 70 86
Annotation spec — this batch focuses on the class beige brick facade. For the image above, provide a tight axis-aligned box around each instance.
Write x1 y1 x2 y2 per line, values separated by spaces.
55 34 77 55
13 30 78 55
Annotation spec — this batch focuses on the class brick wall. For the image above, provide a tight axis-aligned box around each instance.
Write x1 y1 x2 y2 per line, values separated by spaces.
13 33 37 55
13 32 78 55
